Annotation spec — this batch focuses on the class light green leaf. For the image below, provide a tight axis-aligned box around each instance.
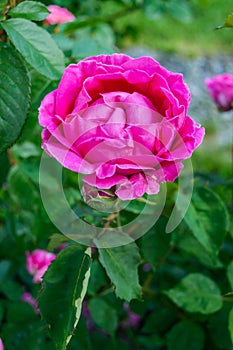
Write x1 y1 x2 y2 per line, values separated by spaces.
217 12 233 29
39 246 92 350
89 297 118 336
9 1 50 21
94 233 142 302
180 187 228 256
164 273 223 314
228 307 233 344
72 36 114 59
2 18 65 80
166 1 193 23
167 320 205 350
0 42 30 153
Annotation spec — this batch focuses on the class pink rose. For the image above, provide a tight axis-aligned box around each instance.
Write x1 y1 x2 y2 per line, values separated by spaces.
44 5 75 26
0 338 4 350
39 54 204 200
26 249 56 283
21 292 39 314
205 73 233 112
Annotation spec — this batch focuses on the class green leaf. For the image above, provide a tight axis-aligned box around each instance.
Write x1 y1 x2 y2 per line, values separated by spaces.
180 187 228 257
217 12 233 29
227 261 233 290
164 273 223 314
88 297 118 336
166 1 193 23
12 141 40 159
9 1 50 21
229 307 233 344
72 36 114 59
207 304 233 349
39 245 92 350
0 280 24 301
0 42 30 153
0 0 8 21
94 233 142 302
8 165 40 210
173 228 223 269
88 260 108 296
0 260 12 284
47 233 70 252
167 320 205 350
138 217 171 268
2 18 65 80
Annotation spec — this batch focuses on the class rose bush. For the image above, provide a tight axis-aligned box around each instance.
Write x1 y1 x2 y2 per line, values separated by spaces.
26 249 56 283
44 5 75 26
205 73 233 111
39 54 204 200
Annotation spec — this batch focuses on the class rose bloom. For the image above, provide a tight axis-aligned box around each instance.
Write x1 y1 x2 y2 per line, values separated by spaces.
44 5 75 26
39 54 204 200
26 249 56 283
0 338 4 350
205 73 233 112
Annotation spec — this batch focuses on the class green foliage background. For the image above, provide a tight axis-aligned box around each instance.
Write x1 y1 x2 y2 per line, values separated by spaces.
0 0 232 349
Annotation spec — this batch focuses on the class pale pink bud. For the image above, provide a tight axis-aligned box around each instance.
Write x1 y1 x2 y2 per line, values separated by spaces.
44 5 75 26
26 249 56 283
21 292 39 314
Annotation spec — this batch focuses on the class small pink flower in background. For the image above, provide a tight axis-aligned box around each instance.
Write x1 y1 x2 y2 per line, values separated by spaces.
26 249 56 283
0 338 4 350
121 302 141 329
21 292 39 314
44 5 75 26
205 73 233 112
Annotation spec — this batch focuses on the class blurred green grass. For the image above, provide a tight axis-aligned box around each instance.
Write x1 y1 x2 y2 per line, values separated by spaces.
114 0 233 57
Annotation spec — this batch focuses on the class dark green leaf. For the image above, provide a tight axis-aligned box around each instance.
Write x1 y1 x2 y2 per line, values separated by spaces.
164 273 223 314
9 1 50 21
0 280 24 301
39 245 92 350
67 316 92 350
94 233 142 301
0 303 4 324
173 228 223 269
47 233 70 252
8 165 40 210
89 297 118 336
207 304 233 350
229 307 233 344
142 306 177 334
2 18 65 80
137 334 164 349
88 260 108 296
0 261 12 283
227 261 233 290
180 187 228 256
138 217 171 268
167 320 205 350
0 42 30 153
